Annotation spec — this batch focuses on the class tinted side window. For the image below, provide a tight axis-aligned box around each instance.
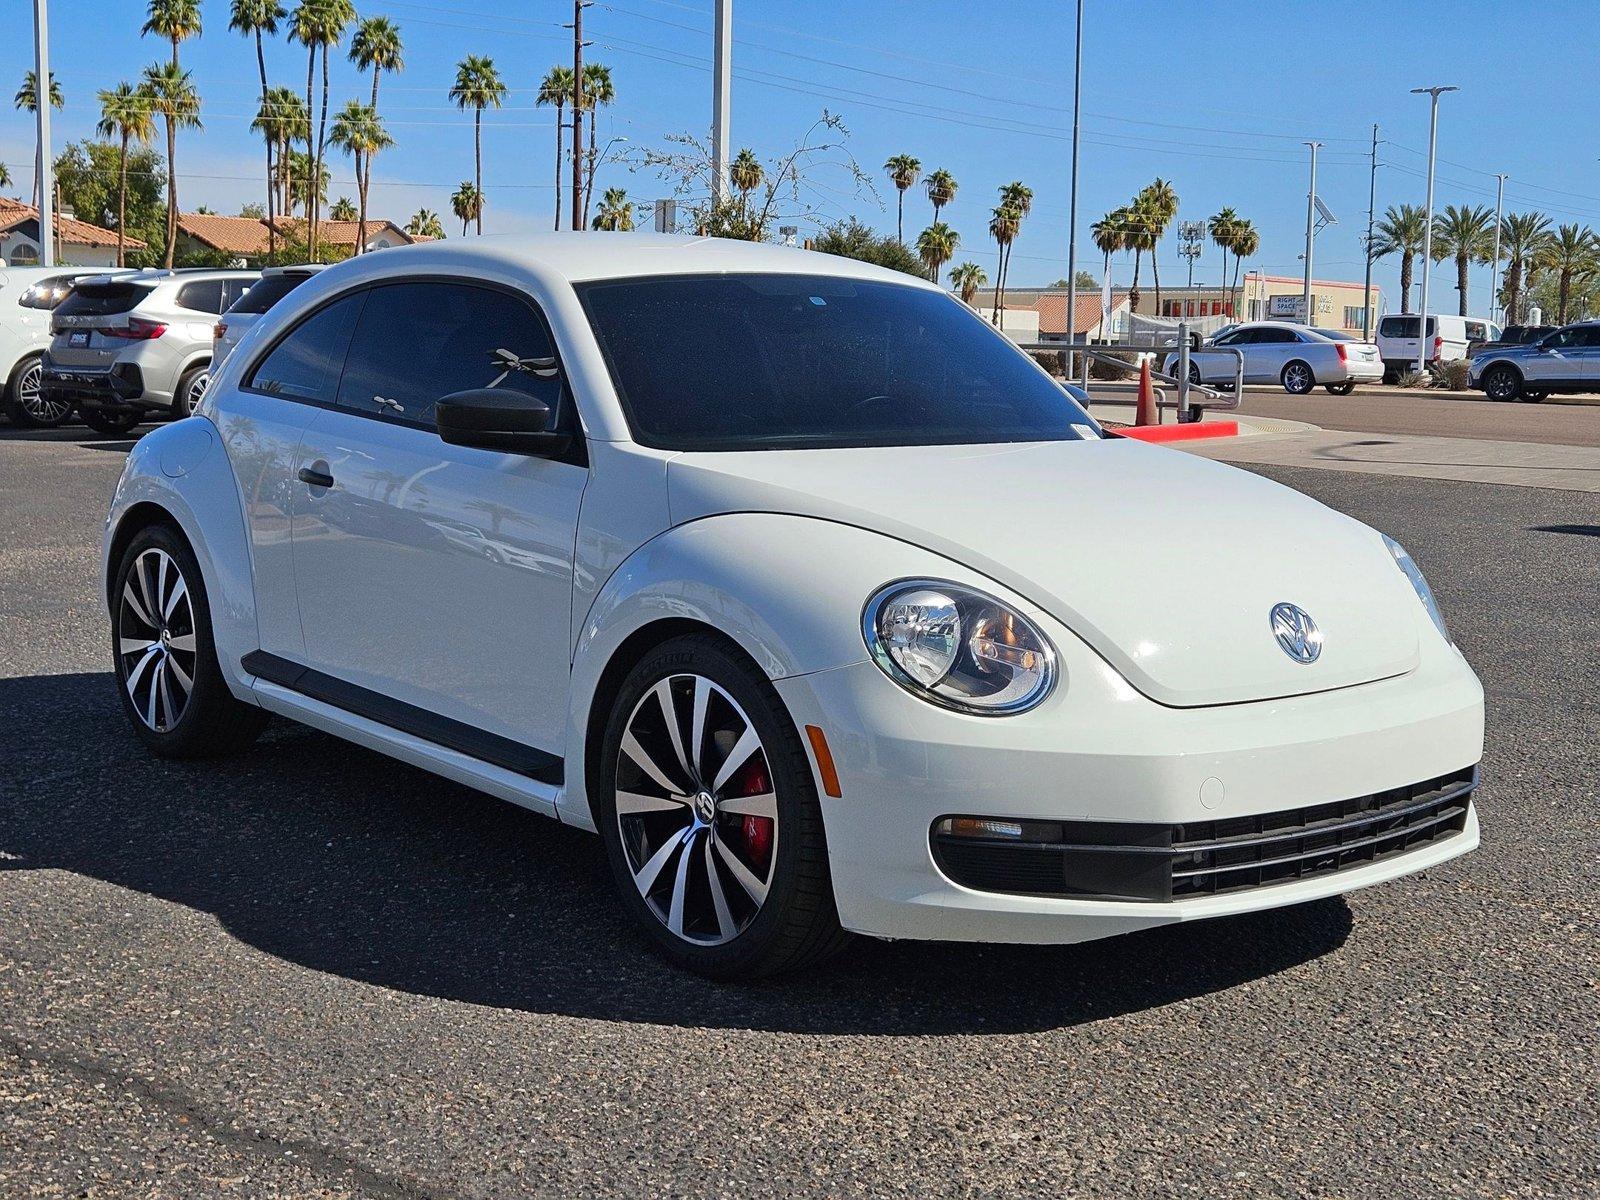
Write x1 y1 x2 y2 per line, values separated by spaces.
246 292 363 401
176 280 225 313
335 281 560 427
221 278 255 309
230 273 310 315
1573 327 1600 348
1256 329 1295 344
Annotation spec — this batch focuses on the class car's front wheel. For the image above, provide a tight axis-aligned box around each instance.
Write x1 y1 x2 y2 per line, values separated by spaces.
112 523 269 757
1281 360 1315 394
4 354 72 428
593 633 848 979
1520 389 1547 404
1481 364 1522 402
1324 381 1356 396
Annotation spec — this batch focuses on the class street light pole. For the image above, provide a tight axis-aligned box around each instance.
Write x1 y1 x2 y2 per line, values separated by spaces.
1302 141 1320 325
711 0 732 206
1490 172 1507 325
33 0 53 267
1063 0 1083 377
1363 123 1379 341
1412 85 1457 375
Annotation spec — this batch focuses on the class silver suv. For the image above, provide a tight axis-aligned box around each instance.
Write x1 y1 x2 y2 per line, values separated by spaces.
1468 321 1600 403
41 269 258 434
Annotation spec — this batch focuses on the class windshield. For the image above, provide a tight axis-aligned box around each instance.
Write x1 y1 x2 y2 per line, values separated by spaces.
575 273 1098 451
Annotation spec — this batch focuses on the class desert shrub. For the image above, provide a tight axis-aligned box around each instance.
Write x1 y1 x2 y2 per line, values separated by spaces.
1438 359 1471 390
1396 370 1431 389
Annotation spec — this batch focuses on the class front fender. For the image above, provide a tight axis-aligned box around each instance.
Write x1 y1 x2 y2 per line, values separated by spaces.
103 416 259 702
558 511 1048 830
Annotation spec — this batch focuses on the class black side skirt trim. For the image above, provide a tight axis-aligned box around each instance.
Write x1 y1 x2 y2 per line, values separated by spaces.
242 650 564 785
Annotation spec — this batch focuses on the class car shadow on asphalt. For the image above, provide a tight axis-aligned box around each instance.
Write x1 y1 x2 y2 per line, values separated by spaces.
0 672 1353 1036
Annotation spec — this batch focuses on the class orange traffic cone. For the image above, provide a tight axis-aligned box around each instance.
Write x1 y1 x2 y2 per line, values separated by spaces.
1135 357 1159 426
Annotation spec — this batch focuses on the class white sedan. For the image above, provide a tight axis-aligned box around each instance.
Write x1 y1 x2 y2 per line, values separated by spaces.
1164 321 1383 395
102 236 1482 979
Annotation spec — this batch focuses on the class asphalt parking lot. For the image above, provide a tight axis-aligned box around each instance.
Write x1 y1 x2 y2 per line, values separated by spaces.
1 424 1597 1199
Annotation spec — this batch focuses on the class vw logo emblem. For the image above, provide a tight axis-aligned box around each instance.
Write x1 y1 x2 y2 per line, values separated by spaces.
1270 602 1322 664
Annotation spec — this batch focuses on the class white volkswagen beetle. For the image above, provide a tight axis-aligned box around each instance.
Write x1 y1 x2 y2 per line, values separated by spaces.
102 235 1483 979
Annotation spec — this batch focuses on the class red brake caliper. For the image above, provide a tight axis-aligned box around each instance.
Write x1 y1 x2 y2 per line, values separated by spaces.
737 758 773 869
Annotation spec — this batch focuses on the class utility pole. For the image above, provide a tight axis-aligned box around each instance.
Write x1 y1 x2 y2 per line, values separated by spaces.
33 0 53 267
1412 85 1457 374
1302 141 1320 326
711 0 732 206
1063 0 1083 376
571 0 588 232
1363 124 1379 341
1490 172 1507 324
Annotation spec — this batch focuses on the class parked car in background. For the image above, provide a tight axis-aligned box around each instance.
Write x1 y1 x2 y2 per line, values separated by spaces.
1376 314 1499 382
1467 320 1600 402
1466 323 1556 359
41 269 257 434
1162 321 1382 395
1 265 131 427
213 264 326 370
101 235 1481 979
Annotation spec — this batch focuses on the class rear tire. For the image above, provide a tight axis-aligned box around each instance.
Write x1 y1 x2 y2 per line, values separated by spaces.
4 354 72 428
111 523 269 758
80 407 145 435
1324 381 1356 396
1520 390 1547 404
1282 360 1315 395
1481 364 1522 402
173 363 209 418
592 633 849 980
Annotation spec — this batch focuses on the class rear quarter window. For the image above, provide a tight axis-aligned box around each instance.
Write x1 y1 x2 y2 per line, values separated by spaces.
229 273 312 315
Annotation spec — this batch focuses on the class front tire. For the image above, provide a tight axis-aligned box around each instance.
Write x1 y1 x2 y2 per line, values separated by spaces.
593 633 848 979
112 523 269 758
1282 360 1315 394
4 354 72 428
1481 364 1523 402
81 407 145 435
1324 381 1356 396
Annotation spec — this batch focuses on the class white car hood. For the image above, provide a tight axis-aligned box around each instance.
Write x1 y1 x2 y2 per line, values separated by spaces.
666 438 1421 707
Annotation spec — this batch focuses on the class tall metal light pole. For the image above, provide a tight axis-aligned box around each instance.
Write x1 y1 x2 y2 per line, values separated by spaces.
33 0 53 267
1063 0 1083 374
711 0 732 206
1363 124 1379 341
1490 172 1507 324
1302 141 1321 325
1412 85 1457 374
571 0 587 233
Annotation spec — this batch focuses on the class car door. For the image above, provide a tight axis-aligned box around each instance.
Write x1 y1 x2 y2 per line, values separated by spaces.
1527 327 1579 386
1246 328 1296 381
222 289 364 662
289 278 587 766
1563 326 1600 390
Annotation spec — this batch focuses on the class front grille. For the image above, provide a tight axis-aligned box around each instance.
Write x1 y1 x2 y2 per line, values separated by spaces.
931 767 1476 903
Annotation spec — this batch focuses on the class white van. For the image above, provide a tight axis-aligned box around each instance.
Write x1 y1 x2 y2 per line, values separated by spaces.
1376 313 1500 382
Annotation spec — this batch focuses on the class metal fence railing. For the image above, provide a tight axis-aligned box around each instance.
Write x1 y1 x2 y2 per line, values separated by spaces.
1016 322 1244 423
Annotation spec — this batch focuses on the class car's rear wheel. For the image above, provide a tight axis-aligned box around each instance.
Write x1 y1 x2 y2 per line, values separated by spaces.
4 354 72 428
80 407 145 435
112 523 269 757
1324 381 1356 396
174 363 209 418
1520 389 1547 404
1188 364 1203 385
593 633 848 979
1482 364 1522 402
1282 360 1315 394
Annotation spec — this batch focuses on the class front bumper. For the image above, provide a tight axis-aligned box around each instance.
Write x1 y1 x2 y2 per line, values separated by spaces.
775 606 1483 945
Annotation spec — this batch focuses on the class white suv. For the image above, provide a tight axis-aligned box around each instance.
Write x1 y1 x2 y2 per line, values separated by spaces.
1 265 131 427
42 269 257 434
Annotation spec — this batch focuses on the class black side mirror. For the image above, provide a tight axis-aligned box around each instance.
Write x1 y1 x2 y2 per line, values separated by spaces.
435 388 572 457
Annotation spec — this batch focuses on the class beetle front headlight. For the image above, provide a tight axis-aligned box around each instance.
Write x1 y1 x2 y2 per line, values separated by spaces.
1382 535 1452 645
863 580 1057 714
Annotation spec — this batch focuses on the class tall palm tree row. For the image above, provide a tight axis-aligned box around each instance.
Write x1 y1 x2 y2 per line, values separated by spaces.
1206 207 1241 315
96 82 156 268
579 63 615 227
291 0 355 258
1228 221 1259 313
925 169 957 224
536 66 575 230
1430 204 1497 317
883 155 920 244
329 100 391 251
230 1 286 258
1537 223 1600 324
252 87 309 225
1497 212 1553 324
917 222 958 286
14 70 65 209
988 181 1032 322
1090 208 1129 310
140 60 202 267
449 55 505 235
1371 204 1428 313
349 15 403 238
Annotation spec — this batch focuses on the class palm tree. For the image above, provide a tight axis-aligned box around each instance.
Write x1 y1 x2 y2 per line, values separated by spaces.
1537 224 1600 323
925 169 957 224
1371 204 1428 313
917 222 958 287
592 187 635 231
1229 221 1259 316
450 181 483 236
992 182 1033 322
1137 178 1178 312
1431 204 1498 317
536 66 574 230
141 61 202 268
253 86 308 225
449 56 506 235
329 100 391 251
1091 209 1127 305
349 15 403 233
988 205 1020 322
406 208 445 239
330 196 357 221
291 0 356 259
15 71 64 209
1124 197 1160 316
730 148 764 223
286 148 328 224
96 83 156 268
230 1 287 259
883 155 921 243
948 261 986 307
579 63 615 226
143 0 202 66
1208 206 1241 311
1498 211 1553 324
0 164 11 190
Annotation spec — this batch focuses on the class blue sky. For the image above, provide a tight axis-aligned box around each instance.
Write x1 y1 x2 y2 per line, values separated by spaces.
6 0 1597 311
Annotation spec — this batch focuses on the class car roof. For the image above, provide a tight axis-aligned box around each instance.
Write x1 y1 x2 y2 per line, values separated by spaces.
260 263 327 278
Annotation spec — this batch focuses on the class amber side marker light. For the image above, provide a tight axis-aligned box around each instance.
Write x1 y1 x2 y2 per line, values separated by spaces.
804 725 843 798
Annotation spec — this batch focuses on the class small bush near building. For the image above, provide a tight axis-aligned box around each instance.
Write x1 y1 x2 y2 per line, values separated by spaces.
1089 354 1135 381
1438 359 1471 390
